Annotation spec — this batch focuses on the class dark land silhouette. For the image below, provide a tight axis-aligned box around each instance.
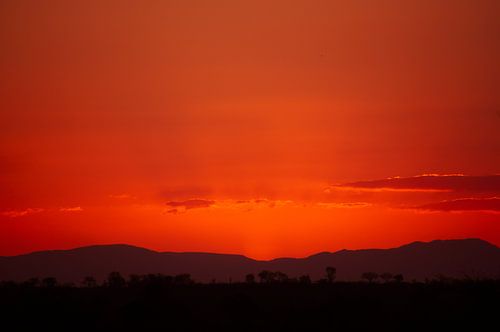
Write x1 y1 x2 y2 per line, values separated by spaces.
1 239 500 331
1 271 499 332
1 238 499 283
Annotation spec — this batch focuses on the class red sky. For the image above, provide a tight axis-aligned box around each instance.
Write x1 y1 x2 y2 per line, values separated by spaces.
1 0 499 259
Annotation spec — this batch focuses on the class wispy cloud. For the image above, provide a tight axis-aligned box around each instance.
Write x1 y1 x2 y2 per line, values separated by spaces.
1 206 84 218
59 206 83 212
325 174 500 213
216 199 295 211
165 199 216 213
316 202 372 209
163 198 371 214
1 208 44 218
415 197 500 213
109 194 134 199
331 174 500 193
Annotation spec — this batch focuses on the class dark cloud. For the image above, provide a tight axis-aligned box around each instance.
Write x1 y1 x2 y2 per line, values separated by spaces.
335 175 500 193
165 199 215 211
160 187 214 200
415 197 500 212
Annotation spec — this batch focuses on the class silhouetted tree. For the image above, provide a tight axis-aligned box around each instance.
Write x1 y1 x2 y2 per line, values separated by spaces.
394 274 404 283
41 277 57 288
137 273 174 288
107 271 126 288
380 272 393 283
23 277 40 287
128 274 143 287
82 276 97 288
434 274 453 283
299 275 312 284
275 271 289 283
258 270 272 283
173 274 193 285
361 272 378 283
143 273 157 286
245 273 256 284
159 274 174 285
326 266 337 283
0 281 14 288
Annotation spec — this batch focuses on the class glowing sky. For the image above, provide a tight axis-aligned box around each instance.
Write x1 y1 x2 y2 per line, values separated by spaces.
1 0 499 259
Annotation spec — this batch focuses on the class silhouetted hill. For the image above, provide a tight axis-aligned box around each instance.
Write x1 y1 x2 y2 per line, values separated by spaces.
1 239 499 283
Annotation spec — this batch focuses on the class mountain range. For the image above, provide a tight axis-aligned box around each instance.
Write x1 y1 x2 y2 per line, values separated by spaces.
1 239 499 283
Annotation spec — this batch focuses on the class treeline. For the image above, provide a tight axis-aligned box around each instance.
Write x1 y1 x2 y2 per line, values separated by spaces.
1 270 499 332
1 266 496 288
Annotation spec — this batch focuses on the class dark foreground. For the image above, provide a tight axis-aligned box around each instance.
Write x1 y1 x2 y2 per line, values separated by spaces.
1 280 499 332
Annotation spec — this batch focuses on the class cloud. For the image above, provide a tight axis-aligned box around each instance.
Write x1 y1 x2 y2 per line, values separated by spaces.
1 208 44 218
332 174 500 193
160 187 214 200
247 199 281 208
326 174 500 213
165 199 216 212
162 198 371 214
1 206 83 218
316 202 372 209
109 194 134 199
228 199 295 210
59 206 83 212
415 197 500 213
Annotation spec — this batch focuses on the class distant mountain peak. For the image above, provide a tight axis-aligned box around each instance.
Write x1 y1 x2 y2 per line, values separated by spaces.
1 238 499 283
306 251 332 258
399 238 497 250
21 243 160 257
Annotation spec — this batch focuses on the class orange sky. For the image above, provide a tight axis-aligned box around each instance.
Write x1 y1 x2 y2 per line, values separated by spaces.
1 0 499 259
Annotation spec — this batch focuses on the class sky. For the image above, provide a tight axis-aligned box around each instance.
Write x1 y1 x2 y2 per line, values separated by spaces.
1 0 499 259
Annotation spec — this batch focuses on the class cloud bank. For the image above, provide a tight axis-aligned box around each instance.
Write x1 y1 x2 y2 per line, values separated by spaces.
0 208 44 218
165 199 216 213
415 197 500 213
334 174 500 193
330 174 500 213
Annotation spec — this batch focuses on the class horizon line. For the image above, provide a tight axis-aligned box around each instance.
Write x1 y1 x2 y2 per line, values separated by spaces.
1 237 494 261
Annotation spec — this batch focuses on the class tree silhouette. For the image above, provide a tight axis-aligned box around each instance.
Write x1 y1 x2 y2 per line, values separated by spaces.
274 271 289 283
326 266 337 283
299 275 312 284
41 277 57 288
361 272 379 283
128 274 143 287
173 274 193 285
132 273 175 288
245 273 256 284
380 272 393 283
107 271 126 288
82 276 97 288
393 274 404 283
24 277 40 287
258 270 272 283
